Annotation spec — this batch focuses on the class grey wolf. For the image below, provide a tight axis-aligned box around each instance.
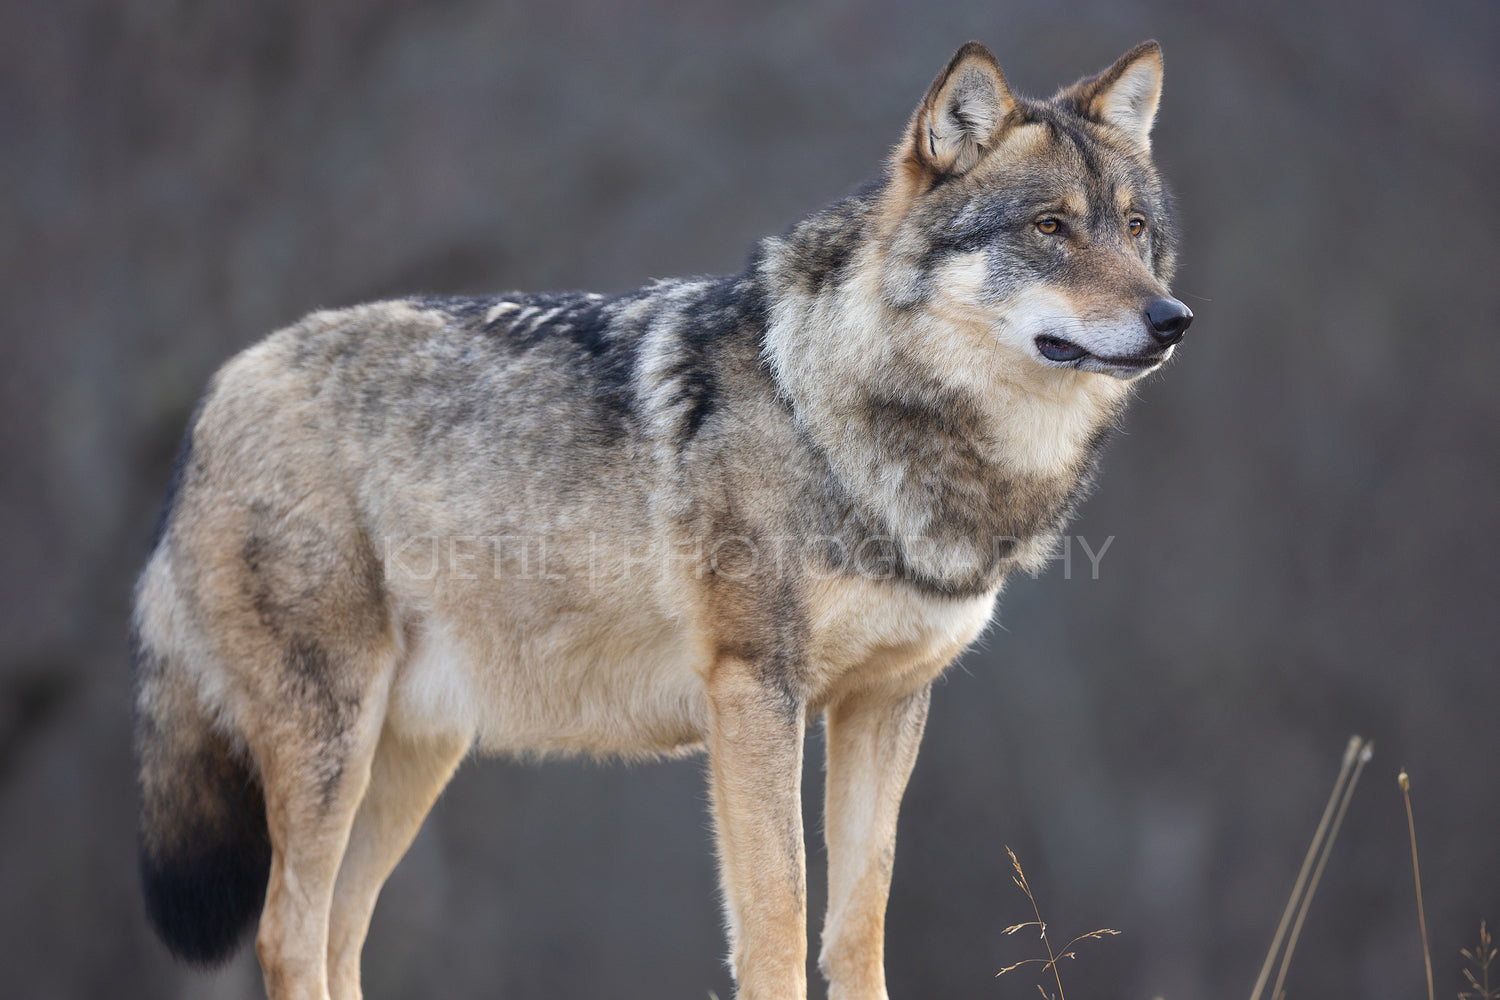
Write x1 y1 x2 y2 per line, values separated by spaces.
133 40 1190 1000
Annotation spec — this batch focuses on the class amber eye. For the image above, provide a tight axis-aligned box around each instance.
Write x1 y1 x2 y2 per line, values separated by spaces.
1128 217 1146 236
1036 218 1061 235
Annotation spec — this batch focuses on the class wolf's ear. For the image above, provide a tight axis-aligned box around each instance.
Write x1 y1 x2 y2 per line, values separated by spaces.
907 42 1014 179
1061 41 1163 149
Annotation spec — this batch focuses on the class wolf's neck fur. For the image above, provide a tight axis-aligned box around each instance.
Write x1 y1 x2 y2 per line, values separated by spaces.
756 196 1129 595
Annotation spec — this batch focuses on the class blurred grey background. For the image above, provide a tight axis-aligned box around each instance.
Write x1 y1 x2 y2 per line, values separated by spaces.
2 1 1497 997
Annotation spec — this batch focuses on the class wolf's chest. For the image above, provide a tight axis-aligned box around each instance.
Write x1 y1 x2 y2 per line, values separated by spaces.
798 574 1000 707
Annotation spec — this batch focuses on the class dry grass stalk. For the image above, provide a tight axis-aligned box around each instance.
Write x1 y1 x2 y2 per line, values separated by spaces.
996 846 1119 1000
1268 739 1372 1000
1460 921 1497 1000
1399 769 1435 1000
1249 735 1366 1000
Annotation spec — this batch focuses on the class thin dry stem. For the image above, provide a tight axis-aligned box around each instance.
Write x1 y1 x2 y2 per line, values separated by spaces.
1249 735 1363 1000
1270 740 1372 999
997 846 1118 999
1460 920 1496 1000
1399 770 1434 1000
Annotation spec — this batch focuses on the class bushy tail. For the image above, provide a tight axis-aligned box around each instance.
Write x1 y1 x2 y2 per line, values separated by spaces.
134 634 271 967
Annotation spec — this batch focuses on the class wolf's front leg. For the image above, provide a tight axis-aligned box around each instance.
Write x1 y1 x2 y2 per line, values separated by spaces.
706 660 809 1000
819 682 932 1000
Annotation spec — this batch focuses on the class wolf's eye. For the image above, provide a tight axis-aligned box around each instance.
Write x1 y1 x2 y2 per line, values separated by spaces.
1036 218 1061 235
1128 217 1146 236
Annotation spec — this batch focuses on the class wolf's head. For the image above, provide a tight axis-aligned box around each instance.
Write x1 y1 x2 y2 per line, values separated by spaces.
877 41 1189 380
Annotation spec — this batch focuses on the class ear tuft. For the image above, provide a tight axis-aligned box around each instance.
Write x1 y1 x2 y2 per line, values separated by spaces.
1063 41 1163 149
909 42 1014 179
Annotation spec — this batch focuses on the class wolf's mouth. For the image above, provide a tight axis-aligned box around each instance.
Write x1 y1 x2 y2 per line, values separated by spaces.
1034 335 1090 362
1034 334 1162 370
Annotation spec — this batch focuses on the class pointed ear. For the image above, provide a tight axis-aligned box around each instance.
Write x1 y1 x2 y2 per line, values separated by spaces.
907 42 1014 179
1063 41 1163 149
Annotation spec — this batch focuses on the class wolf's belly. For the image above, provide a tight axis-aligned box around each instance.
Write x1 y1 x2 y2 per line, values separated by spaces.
385 600 713 758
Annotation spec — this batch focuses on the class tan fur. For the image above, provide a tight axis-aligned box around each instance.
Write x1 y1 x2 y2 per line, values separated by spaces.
327 728 468 1000
707 658 810 997
820 683 931 1000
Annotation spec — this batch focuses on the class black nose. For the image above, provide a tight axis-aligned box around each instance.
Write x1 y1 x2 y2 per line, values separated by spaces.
1144 296 1193 346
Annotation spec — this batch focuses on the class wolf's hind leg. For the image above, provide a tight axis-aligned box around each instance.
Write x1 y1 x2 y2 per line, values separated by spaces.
326 726 470 1000
250 657 395 1000
818 682 932 1000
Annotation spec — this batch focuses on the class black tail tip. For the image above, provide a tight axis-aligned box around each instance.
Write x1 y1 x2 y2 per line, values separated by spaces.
140 834 271 968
